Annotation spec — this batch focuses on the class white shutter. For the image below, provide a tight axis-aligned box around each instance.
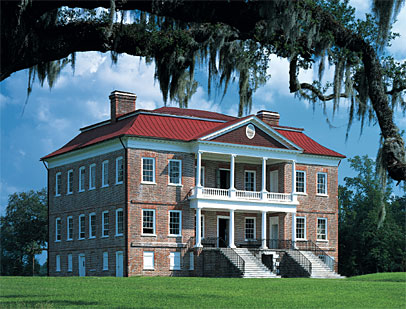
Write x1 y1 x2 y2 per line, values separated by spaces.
143 251 154 270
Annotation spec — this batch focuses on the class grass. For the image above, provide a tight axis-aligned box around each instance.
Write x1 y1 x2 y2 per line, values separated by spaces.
0 273 405 308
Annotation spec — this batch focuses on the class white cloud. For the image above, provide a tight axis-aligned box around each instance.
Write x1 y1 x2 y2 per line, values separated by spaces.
74 52 107 76
85 100 110 121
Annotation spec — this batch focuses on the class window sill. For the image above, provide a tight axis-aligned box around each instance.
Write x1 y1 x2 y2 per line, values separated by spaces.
101 185 109 188
89 187 95 191
316 194 328 197
89 236 96 239
103 268 109 271
168 184 183 187
115 234 123 237
296 238 307 241
67 192 73 195
55 194 61 197
141 234 157 237
170 268 181 271
295 192 307 196
316 239 329 242
168 235 182 238
78 238 85 241
116 182 123 185
55 240 61 243
78 190 85 193
101 235 109 238
66 239 73 242
141 182 156 185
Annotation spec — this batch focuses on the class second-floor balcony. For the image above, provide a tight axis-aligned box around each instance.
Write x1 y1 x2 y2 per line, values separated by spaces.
190 187 296 204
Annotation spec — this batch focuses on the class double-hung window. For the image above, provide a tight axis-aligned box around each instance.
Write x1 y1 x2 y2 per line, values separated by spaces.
67 170 73 194
317 173 327 195
142 209 155 235
296 171 306 193
116 157 123 184
55 218 61 242
89 164 96 190
79 214 85 239
169 252 181 270
296 217 306 240
102 211 109 237
169 210 182 236
103 252 109 270
102 160 109 187
56 255 61 272
168 160 182 185
67 216 73 240
317 218 327 240
245 217 256 240
79 166 85 192
245 170 256 191
116 209 123 236
142 158 155 183
89 213 96 238
55 172 61 196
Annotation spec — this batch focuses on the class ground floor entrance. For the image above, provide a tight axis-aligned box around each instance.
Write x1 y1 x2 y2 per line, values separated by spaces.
217 217 229 247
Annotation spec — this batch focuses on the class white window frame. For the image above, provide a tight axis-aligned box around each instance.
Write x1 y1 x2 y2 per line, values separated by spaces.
67 170 73 194
102 211 109 237
102 160 109 188
189 252 194 270
296 216 306 240
317 218 328 241
245 217 256 241
168 159 182 185
55 172 61 196
67 216 73 241
89 212 96 239
103 252 109 270
116 157 124 184
55 217 61 242
116 208 124 236
56 255 61 272
79 166 85 192
89 164 96 190
244 170 256 191
68 254 73 272
295 171 306 194
79 214 85 240
169 251 181 270
168 210 182 236
142 209 156 236
142 157 156 184
317 172 328 195
143 251 154 270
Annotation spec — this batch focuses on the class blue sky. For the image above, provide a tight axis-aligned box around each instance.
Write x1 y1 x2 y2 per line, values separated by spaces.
1 1 405 215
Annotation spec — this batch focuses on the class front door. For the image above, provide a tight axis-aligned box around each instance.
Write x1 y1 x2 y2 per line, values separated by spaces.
218 217 229 247
78 254 85 277
116 251 123 277
270 170 279 192
269 217 279 249
219 169 230 189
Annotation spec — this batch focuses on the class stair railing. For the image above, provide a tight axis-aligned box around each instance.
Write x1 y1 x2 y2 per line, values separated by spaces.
296 240 336 272
286 248 312 276
218 241 245 274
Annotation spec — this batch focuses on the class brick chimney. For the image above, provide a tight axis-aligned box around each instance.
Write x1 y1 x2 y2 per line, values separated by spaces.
256 110 280 126
109 90 137 122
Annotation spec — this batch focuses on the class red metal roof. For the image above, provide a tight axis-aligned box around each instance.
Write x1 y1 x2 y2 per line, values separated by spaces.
42 108 345 160
275 129 345 158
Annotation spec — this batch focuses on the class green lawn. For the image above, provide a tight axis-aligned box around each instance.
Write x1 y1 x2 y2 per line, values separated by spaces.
1 273 405 308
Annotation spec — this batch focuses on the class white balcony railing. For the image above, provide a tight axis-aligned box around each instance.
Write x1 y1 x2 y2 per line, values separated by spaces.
236 190 261 200
190 186 296 204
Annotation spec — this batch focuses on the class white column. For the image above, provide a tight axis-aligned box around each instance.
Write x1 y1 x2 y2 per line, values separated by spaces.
229 209 236 248
229 154 236 198
292 213 296 249
261 211 267 249
261 157 267 200
291 160 296 193
196 151 202 187
195 208 202 247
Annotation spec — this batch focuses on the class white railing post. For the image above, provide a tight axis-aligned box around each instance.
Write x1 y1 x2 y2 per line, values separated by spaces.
261 211 267 249
195 208 202 248
229 154 236 198
229 209 236 248
261 157 268 200
196 151 203 197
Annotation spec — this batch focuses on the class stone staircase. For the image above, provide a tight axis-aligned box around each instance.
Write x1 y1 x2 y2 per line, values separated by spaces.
300 251 345 279
221 248 280 278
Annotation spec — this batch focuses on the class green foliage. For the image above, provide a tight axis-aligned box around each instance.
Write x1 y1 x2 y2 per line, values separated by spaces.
339 156 406 276
0 189 48 276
